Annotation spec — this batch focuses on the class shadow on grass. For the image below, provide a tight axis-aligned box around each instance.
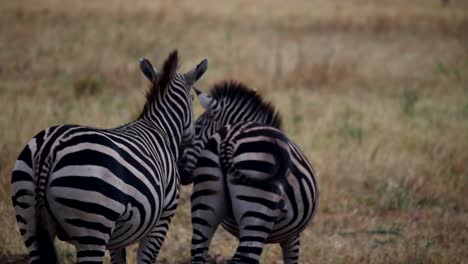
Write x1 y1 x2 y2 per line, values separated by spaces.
0 253 228 264
0 253 28 264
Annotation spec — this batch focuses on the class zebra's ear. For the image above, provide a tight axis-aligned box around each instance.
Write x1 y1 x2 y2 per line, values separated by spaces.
139 58 158 83
184 58 208 87
194 88 214 110
199 93 213 109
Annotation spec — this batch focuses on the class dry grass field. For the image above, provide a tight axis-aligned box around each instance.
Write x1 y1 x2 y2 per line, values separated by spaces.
0 0 467 263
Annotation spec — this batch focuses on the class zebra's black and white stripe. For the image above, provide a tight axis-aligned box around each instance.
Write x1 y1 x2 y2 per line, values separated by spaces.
179 81 318 264
11 51 208 264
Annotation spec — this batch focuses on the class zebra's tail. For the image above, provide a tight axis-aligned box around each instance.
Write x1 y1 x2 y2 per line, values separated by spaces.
36 203 59 264
36 152 59 264
11 136 59 264
233 137 291 186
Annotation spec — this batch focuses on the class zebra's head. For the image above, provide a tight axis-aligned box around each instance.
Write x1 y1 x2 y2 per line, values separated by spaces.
179 81 282 185
139 51 208 158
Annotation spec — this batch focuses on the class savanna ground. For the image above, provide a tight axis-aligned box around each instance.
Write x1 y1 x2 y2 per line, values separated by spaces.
0 0 467 263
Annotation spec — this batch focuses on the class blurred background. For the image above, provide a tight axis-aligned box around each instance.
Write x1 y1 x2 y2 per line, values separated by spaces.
0 0 467 263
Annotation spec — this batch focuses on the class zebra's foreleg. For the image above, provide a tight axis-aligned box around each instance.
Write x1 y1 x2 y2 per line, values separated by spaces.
110 248 126 264
280 235 301 264
136 214 173 264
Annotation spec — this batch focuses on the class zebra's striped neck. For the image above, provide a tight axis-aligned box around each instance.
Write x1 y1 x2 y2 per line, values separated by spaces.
136 51 191 162
138 87 187 161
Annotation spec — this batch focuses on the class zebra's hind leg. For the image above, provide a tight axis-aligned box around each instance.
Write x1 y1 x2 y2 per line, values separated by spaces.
228 181 284 263
228 197 280 263
75 245 106 264
136 214 174 263
11 175 40 264
190 196 225 264
110 248 126 264
191 145 227 264
229 221 273 264
280 235 301 264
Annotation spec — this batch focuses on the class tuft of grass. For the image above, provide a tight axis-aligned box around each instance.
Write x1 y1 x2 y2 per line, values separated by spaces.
341 107 364 144
289 92 303 136
283 49 358 88
402 89 419 117
436 60 464 81
74 77 105 97
461 103 468 119
378 180 412 210
338 227 402 237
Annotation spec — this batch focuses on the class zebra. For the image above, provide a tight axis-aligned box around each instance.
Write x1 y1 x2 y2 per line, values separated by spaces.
178 81 319 264
11 50 208 264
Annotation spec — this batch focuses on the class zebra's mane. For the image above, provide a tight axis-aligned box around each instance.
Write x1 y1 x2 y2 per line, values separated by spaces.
140 50 179 117
209 80 282 130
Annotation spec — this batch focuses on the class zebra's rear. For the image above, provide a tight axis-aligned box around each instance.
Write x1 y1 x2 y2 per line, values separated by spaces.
11 127 60 264
190 122 318 264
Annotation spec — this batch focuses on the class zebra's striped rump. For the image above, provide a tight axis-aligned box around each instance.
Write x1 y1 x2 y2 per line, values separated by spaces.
228 124 291 187
11 51 208 264
190 122 317 264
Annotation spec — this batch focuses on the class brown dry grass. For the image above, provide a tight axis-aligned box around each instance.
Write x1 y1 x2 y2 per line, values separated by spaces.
0 0 467 263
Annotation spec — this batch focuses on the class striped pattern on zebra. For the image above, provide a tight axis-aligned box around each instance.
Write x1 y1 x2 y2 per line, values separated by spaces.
11 51 208 264
179 81 318 264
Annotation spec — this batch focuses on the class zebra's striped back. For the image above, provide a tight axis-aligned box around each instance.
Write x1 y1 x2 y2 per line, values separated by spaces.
11 51 208 264
181 81 318 263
